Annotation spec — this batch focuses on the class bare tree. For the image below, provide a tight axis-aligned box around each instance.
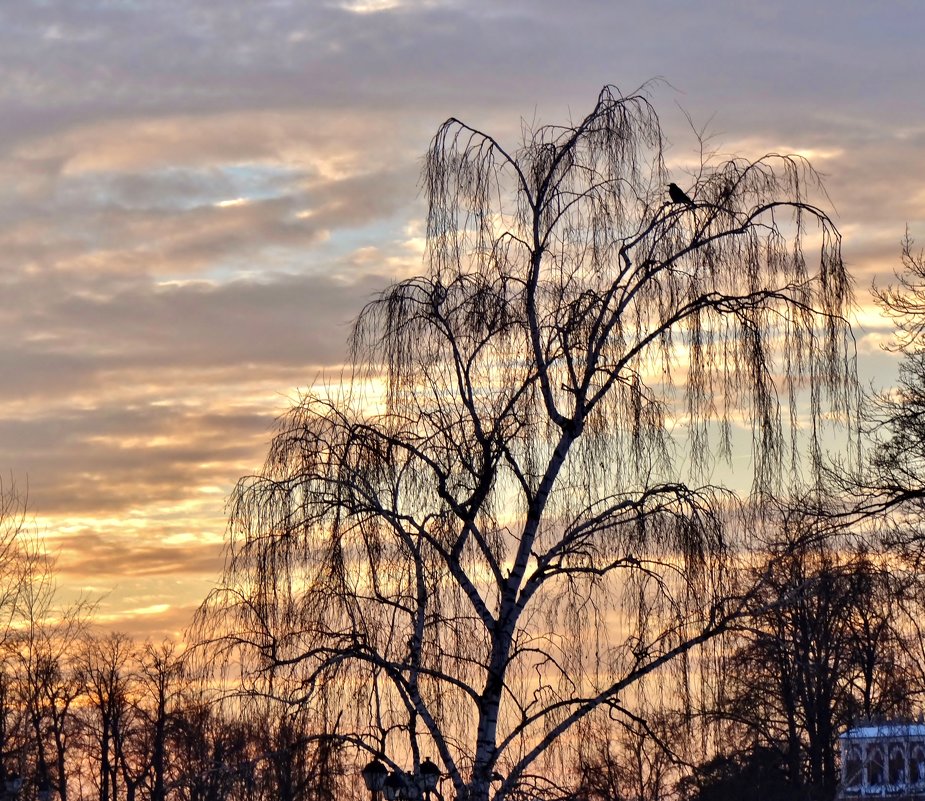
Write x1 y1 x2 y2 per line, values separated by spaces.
199 85 856 801
715 530 915 801
0 481 31 780
168 694 257 801
13 541 89 801
569 715 679 801
113 688 152 801
860 231 925 541
137 640 186 801
79 632 137 801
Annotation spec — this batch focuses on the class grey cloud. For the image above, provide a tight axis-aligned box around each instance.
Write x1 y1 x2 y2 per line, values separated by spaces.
0 157 418 277
0 1 524 149
3 269 391 381
90 601 204 642
0 268 396 516
114 603 205 642
0 402 272 514
0 0 922 635
0 0 918 142
54 530 225 579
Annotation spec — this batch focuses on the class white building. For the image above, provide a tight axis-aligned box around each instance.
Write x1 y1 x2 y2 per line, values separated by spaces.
839 722 925 799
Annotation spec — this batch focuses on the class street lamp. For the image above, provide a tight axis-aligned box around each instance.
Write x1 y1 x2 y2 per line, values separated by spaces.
361 757 442 801
383 771 410 801
417 759 439 795
362 758 389 801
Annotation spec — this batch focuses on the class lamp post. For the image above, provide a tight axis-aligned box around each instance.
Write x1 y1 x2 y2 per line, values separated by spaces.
417 759 440 797
383 771 409 801
362 757 442 801
361 758 388 801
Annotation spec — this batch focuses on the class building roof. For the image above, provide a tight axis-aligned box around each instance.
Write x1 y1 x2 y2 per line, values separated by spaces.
840 723 925 740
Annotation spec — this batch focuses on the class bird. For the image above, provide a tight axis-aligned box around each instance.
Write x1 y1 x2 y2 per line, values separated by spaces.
667 182 695 206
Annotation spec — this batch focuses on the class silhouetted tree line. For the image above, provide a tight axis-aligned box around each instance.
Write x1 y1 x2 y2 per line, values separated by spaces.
3 512 921 801
0 488 346 801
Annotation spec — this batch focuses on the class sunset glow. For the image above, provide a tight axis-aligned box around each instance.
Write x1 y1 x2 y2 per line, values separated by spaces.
1 1 922 642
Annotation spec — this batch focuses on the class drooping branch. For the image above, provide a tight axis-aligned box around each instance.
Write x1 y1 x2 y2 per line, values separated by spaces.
198 85 858 801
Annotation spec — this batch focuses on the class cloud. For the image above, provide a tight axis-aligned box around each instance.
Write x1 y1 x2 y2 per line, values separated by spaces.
2 269 392 377
54 530 225 579
0 0 922 640
89 600 206 642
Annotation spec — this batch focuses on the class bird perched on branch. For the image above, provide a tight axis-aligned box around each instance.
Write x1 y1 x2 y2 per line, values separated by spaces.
667 182 695 206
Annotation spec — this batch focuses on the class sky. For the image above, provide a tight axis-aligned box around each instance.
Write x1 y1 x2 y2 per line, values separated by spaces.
0 0 923 639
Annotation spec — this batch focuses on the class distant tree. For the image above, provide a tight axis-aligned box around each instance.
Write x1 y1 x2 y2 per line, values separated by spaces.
137 641 186 801
113 685 152 801
199 85 856 801
863 231 925 545
678 746 796 801
168 695 258 801
0 481 31 780
79 632 136 801
12 534 90 801
711 513 917 801
0 479 27 635
569 715 679 801
257 710 342 801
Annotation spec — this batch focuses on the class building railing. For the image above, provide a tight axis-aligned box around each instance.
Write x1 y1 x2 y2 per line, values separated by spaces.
841 782 925 796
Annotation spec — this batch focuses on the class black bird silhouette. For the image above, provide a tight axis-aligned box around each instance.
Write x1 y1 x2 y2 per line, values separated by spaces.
667 182 694 206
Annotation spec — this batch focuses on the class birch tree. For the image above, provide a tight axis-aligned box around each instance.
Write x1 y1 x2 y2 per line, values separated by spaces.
200 86 856 801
